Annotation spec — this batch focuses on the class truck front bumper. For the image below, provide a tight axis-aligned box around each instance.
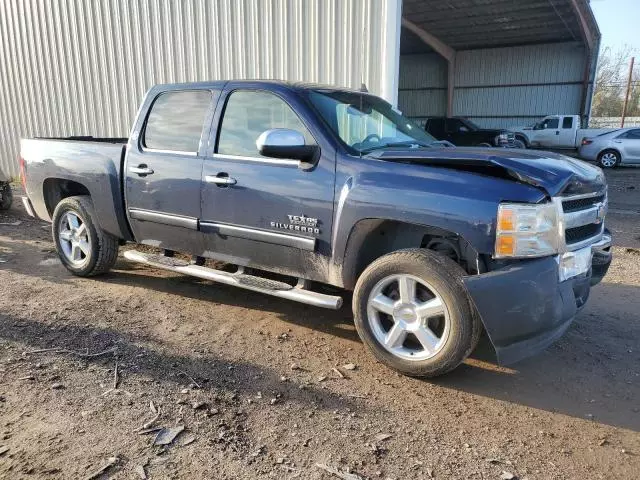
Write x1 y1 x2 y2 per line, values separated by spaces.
464 231 612 365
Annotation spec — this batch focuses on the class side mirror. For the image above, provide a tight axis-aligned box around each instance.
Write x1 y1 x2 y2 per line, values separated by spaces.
256 129 318 163
533 123 542 130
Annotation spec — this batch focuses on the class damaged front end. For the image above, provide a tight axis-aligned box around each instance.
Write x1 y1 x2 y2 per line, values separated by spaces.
465 228 612 366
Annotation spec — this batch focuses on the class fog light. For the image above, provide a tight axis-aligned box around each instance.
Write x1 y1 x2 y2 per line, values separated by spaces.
558 246 592 282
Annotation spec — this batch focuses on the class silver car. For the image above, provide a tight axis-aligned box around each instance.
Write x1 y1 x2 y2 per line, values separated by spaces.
579 127 640 168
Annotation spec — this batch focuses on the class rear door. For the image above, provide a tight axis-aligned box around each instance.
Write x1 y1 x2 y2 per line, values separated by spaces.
558 116 576 147
425 118 446 140
446 118 467 145
617 129 640 162
199 85 335 278
125 88 217 253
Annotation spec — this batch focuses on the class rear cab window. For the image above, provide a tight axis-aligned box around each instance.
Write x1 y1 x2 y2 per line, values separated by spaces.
216 90 314 158
143 90 212 153
562 117 573 129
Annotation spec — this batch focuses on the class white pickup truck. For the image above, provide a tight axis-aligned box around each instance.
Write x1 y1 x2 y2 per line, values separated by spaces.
510 115 613 150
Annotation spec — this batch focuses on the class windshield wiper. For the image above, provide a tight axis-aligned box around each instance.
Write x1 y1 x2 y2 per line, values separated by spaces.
359 140 433 154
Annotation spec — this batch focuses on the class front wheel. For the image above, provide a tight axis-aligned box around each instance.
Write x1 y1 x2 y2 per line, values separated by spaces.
52 196 119 276
353 249 479 377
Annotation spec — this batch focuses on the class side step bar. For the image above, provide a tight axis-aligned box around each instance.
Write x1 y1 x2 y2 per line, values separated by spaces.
123 250 343 310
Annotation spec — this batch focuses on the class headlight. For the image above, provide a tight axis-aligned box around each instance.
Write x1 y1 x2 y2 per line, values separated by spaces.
495 133 509 146
495 202 561 258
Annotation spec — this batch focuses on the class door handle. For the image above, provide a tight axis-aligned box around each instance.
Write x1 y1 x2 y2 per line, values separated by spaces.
129 164 154 175
555 131 560 135
613 140 622 143
205 174 237 186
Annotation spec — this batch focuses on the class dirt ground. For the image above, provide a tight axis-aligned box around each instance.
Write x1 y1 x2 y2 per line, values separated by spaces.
1 168 639 480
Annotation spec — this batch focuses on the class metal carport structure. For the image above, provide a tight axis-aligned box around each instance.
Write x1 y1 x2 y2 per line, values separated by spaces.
0 0 601 178
398 0 600 128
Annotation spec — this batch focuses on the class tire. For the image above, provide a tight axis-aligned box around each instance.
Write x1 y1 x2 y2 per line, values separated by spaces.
353 248 479 377
513 139 526 149
0 182 12 210
52 195 119 276
597 150 620 168
514 135 528 149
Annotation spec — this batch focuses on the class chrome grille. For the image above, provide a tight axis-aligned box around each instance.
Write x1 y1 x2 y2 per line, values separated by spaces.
562 194 605 213
560 192 607 249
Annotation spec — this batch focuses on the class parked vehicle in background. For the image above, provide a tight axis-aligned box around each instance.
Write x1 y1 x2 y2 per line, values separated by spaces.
424 117 519 148
0 167 12 210
510 115 613 149
579 128 640 168
20 80 612 378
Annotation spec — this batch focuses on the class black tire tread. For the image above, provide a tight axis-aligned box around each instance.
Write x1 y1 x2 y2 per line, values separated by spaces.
597 149 620 168
353 248 479 378
0 183 12 210
52 196 119 276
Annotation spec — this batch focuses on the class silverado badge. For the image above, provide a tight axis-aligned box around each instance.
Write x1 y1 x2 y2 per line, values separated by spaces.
271 214 320 235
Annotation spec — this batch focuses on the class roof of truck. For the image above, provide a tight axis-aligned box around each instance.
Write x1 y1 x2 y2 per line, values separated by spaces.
151 79 369 95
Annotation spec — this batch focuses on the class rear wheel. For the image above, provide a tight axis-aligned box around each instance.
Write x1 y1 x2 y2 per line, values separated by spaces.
52 196 119 276
598 150 620 168
0 182 12 210
353 249 479 377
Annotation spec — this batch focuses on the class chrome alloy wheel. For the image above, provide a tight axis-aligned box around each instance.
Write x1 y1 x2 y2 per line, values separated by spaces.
58 212 90 267
600 152 618 167
366 274 450 361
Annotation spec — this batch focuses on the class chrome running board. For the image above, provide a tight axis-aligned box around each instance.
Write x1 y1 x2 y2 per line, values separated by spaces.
123 250 343 310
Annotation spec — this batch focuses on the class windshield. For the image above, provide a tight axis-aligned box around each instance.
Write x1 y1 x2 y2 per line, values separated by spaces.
308 90 437 153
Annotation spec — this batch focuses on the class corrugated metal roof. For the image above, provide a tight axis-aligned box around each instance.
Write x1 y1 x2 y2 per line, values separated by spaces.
401 0 599 51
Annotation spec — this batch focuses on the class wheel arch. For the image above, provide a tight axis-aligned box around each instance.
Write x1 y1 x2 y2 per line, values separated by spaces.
43 178 91 217
514 133 530 148
598 148 622 164
340 218 485 290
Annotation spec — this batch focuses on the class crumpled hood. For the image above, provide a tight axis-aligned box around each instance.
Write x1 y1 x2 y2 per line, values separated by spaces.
369 147 606 197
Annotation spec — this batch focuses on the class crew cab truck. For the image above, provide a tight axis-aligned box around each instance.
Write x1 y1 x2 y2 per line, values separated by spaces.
510 115 613 149
20 81 612 377
424 117 519 148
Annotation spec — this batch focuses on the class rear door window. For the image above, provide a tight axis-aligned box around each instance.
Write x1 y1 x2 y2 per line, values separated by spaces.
620 129 640 139
144 90 212 152
562 117 574 129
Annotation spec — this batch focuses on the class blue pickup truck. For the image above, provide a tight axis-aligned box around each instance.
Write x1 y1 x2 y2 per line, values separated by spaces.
20 80 612 377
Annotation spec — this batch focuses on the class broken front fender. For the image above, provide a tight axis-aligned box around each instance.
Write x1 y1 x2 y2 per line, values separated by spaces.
464 257 591 365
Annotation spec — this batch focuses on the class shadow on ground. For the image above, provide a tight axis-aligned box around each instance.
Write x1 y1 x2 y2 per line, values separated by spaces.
0 312 357 414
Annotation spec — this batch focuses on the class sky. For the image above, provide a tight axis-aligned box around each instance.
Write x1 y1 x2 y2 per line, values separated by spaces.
590 0 640 53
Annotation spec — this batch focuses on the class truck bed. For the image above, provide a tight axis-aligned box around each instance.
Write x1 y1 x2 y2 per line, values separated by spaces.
34 135 128 144
20 136 131 240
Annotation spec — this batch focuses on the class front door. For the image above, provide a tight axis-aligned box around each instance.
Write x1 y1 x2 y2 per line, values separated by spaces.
200 86 335 279
533 116 560 147
125 88 216 253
